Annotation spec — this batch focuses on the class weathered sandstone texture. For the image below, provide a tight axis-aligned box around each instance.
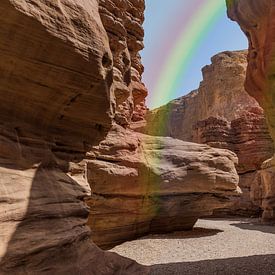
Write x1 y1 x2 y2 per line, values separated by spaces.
227 0 275 222
193 108 274 216
0 0 240 273
145 51 258 140
87 125 239 248
99 0 148 127
0 128 149 274
146 51 274 216
0 0 148 273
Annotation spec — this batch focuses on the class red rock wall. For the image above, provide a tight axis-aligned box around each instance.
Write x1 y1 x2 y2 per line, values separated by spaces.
193 108 274 216
227 0 275 222
0 0 149 273
99 0 148 127
0 0 241 273
145 51 258 140
146 50 274 216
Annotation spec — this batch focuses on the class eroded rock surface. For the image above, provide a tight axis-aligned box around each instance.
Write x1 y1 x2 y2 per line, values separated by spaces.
146 51 274 216
0 127 150 274
0 0 241 273
0 0 148 273
87 125 239 248
99 0 148 127
193 108 274 216
227 0 275 222
145 51 258 140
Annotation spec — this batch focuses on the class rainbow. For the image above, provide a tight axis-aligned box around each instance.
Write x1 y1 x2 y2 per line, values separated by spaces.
147 0 225 109
139 0 235 220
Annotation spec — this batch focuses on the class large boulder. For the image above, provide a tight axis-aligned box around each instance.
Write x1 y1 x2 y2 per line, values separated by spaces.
145 51 274 216
0 0 149 273
87 125 239 248
0 0 241 273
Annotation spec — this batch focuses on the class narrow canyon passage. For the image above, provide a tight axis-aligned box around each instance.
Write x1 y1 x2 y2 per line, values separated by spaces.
1 0 275 274
111 218 275 274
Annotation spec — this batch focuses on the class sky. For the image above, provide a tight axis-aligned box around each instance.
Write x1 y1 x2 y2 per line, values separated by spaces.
141 0 248 109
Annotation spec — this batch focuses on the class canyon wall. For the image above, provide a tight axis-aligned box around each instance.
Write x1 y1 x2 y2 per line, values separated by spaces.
226 0 275 222
0 0 148 273
0 0 240 273
87 125 239 248
145 51 258 140
146 51 274 216
99 0 147 127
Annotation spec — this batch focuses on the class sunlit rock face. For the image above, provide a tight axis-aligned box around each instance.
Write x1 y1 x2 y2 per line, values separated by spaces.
87 125 239 248
226 0 275 223
0 0 241 272
99 0 148 127
146 51 274 216
193 108 274 216
145 51 258 140
0 0 148 273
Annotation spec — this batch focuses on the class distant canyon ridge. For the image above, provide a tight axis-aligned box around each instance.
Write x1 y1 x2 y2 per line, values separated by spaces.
0 0 274 274
145 50 274 217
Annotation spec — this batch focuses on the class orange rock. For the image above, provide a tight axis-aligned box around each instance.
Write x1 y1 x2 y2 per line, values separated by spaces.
146 51 274 216
227 0 275 223
87 125 239 248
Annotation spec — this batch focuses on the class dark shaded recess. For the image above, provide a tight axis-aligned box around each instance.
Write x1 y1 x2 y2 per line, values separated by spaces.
141 227 223 240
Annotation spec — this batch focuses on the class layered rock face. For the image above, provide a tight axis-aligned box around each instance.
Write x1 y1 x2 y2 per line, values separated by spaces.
146 51 274 216
0 130 149 274
0 0 148 273
193 108 274 216
226 0 275 222
0 0 113 149
0 0 240 273
99 0 148 127
87 125 239 248
145 51 258 140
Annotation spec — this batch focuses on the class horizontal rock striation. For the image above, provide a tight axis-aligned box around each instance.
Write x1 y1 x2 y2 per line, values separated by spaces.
0 127 149 274
0 0 114 150
226 0 275 223
193 107 274 216
99 0 148 127
87 125 239 248
146 51 274 216
0 0 241 273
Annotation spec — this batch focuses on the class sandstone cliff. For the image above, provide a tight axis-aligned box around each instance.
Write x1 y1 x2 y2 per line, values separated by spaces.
145 51 258 140
0 0 148 273
226 0 275 223
146 51 274 216
0 0 240 273
99 0 148 127
87 125 239 248
193 108 274 216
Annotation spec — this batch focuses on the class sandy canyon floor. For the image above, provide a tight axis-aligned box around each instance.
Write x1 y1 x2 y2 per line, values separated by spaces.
110 218 275 274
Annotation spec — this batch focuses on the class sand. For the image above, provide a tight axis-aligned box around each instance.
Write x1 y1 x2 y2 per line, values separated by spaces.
110 218 275 274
